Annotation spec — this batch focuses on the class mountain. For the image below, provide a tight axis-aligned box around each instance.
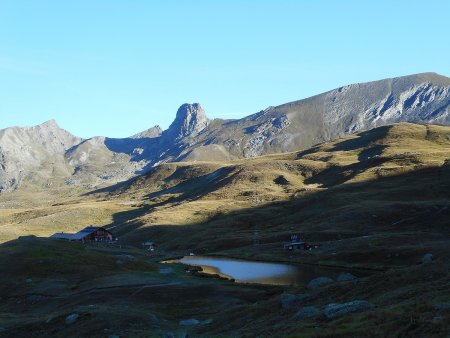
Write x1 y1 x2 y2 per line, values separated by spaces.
180 72 450 159
1 72 449 192
0 120 82 191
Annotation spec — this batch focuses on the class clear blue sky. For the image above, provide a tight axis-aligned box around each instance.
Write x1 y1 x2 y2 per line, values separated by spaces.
1 0 449 138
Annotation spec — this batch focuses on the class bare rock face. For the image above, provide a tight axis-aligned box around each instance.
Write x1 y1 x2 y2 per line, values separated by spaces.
166 103 209 139
0 120 82 191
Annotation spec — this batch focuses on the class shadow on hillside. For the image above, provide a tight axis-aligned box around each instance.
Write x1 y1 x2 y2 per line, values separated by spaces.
331 126 390 152
143 166 236 202
296 126 391 160
102 164 450 254
297 127 394 187
303 154 389 187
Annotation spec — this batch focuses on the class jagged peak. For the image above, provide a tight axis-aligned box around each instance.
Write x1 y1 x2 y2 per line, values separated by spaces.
166 103 209 139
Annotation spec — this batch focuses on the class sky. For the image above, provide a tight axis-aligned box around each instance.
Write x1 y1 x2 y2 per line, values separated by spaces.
1 0 449 138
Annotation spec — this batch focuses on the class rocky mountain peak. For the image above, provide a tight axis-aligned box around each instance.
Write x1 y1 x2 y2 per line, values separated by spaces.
39 119 59 128
167 103 209 139
130 125 163 139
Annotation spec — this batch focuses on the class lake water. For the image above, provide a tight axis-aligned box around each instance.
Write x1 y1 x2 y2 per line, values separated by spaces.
172 255 358 286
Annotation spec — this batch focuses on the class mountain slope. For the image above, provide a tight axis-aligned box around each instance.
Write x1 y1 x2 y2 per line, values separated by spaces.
1 72 449 192
84 122 449 274
179 72 450 160
0 120 82 191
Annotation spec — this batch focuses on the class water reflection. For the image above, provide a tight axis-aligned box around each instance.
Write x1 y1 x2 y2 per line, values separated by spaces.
175 255 349 286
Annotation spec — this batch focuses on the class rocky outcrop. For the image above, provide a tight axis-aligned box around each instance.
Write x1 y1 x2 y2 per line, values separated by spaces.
421 253 434 263
293 306 321 320
307 277 334 289
166 103 209 139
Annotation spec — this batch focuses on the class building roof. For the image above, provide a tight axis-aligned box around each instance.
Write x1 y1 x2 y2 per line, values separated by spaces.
50 226 112 241
79 226 103 233
50 233 77 240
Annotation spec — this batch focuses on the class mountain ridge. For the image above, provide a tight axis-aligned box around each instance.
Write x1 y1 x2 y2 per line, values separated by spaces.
1 72 449 192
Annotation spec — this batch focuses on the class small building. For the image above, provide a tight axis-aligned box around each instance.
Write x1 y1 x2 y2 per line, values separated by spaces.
51 226 114 242
283 241 310 251
142 241 156 251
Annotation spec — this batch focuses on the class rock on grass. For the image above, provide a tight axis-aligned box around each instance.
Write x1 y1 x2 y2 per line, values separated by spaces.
293 306 321 320
179 318 200 326
307 277 334 289
65 313 79 325
323 300 375 319
337 272 358 282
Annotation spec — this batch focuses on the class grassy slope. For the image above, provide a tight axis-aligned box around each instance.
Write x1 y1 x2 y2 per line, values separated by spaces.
0 122 449 337
99 123 450 268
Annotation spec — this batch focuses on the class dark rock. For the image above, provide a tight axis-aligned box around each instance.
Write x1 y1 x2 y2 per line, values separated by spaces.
323 300 375 319
307 277 334 289
179 318 200 326
65 313 79 325
421 253 434 263
293 306 321 319
337 272 358 282
274 175 289 185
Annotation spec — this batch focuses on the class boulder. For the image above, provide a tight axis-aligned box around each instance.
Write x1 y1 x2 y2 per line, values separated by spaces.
323 300 375 319
65 313 79 325
293 306 321 320
307 277 334 289
421 253 434 264
179 319 200 326
337 272 358 282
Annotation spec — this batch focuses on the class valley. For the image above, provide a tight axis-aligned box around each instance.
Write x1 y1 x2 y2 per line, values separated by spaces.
0 122 449 337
